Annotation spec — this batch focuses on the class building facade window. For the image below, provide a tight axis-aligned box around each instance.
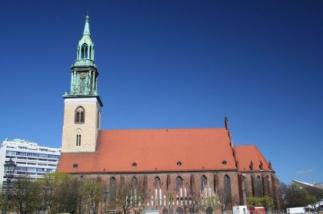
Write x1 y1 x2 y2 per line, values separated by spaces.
131 176 138 189
0 139 60 185
154 176 162 205
76 134 81 146
264 176 270 196
201 175 208 192
154 176 161 189
189 174 195 195
75 106 85 123
109 177 116 201
166 175 171 191
213 174 218 193
255 175 263 197
176 176 183 192
224 175 232 210
131 176 138 204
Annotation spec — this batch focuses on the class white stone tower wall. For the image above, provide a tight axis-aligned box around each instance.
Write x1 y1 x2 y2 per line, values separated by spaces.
62 97 101 153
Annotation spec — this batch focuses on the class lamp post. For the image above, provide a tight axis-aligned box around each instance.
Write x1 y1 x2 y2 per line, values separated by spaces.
2 158 16 214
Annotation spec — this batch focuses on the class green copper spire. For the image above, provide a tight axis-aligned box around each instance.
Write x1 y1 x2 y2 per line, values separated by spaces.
74 15 95 67
83 15 90 35
66 15 99 97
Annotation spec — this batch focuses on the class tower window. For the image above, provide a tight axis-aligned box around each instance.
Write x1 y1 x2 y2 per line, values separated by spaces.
75 106 85 123
76 134 81 146
89 47 92 59
81 43 88 59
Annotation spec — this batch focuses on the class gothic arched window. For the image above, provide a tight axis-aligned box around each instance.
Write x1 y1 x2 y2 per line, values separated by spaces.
131 176 138 190
131 176 138 204
176 176 183 192
75 106 85 123
81 43 88 59
213 174 218 193
201 175 208 192
154 176 161 189
255 175 263 197
154 176 162 205
224 175 232 210
109 177 117 201
190 174 195 195
166 175 171 191
89 46 92 59
264 175 270 196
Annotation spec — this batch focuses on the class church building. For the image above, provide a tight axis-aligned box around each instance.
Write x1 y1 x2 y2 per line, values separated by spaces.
58 16 281 214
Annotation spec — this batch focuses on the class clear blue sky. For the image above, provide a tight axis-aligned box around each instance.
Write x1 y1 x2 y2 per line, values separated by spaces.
0 0 322 184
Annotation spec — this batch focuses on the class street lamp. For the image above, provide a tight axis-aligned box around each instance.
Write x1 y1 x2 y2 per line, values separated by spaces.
2 158 16 214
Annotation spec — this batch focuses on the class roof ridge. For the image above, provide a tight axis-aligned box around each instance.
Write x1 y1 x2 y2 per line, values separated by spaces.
99 127 226 132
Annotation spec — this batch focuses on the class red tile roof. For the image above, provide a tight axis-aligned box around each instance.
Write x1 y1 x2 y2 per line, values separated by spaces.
234 145 271 172
58 128 238 173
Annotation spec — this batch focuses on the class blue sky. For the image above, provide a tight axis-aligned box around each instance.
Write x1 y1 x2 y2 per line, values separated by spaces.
0 0 322 184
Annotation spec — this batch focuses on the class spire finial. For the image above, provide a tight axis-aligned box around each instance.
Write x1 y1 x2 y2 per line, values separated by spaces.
83 14 90 35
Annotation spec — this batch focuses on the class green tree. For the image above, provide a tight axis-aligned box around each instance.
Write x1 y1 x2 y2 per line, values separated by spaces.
109 176 147 214
37 172 81 214
247 196 274 209
11 176 42 214
36 172 68 213
285 184 316 207
197 194 222 212
56 175 81 213
79 177 103 214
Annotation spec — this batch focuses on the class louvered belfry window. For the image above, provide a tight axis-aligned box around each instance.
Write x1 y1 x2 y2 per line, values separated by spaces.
75 106 85 123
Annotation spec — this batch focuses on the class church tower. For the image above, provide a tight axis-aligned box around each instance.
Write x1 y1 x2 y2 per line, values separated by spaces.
61 16 102 153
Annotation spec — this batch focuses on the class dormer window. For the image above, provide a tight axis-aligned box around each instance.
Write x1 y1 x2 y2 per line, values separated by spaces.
75 106 85 123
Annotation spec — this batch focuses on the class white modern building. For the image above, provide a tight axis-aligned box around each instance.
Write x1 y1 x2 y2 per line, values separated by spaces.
0 139 61 186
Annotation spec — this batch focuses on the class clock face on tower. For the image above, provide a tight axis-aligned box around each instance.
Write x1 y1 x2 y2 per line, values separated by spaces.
71 71 94 96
